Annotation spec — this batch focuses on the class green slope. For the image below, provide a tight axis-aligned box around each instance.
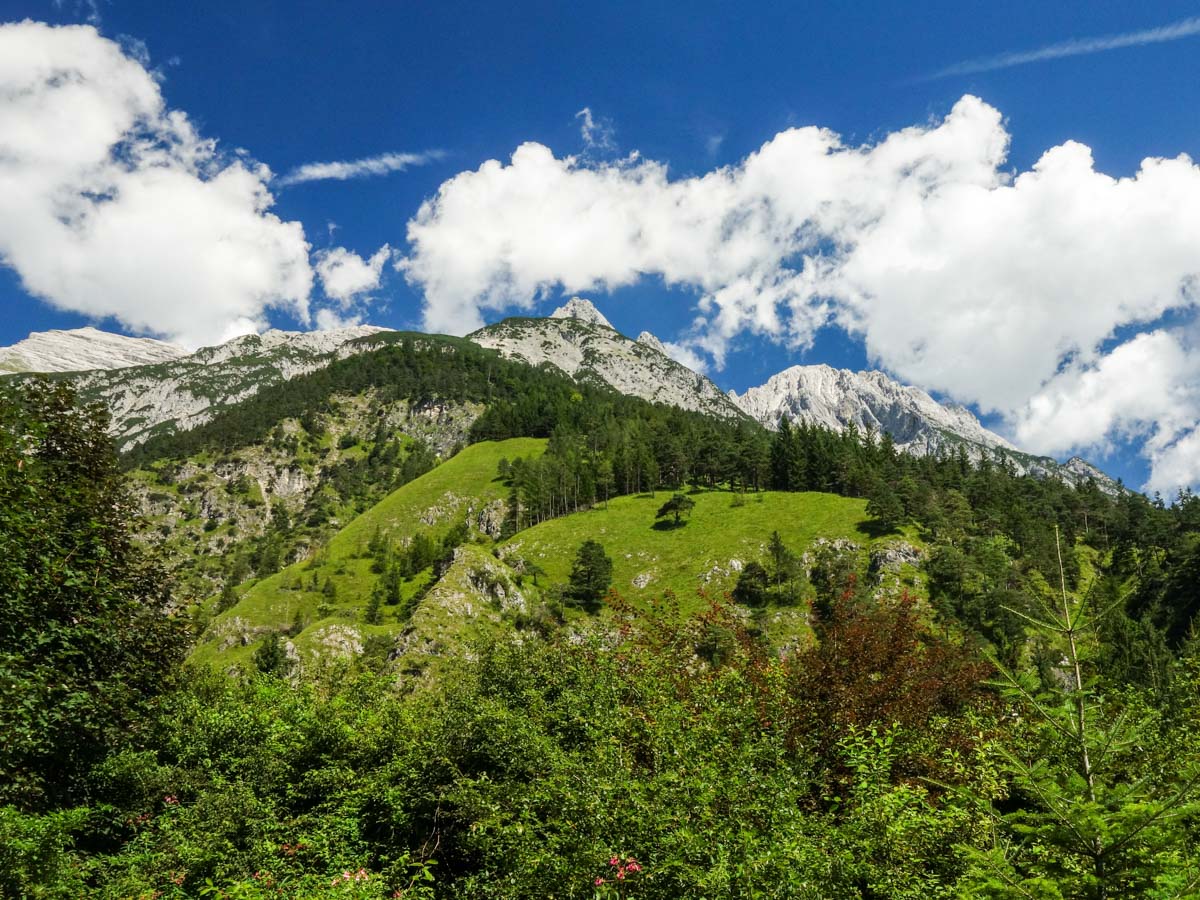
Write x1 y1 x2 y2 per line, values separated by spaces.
190 437 545 671
500 489 880 606
193 441 919 675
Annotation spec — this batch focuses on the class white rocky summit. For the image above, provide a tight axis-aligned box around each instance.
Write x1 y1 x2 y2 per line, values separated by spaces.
3 325 393 449
730 363 1118 491
0 326 189 374
636 331 669 356
548 297 613 329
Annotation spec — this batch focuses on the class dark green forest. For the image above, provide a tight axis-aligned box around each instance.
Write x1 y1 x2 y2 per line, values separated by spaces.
4 360 1200 898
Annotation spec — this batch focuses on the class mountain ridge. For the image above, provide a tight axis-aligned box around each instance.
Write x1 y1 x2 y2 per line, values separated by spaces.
0 309 1119 491
0 326 190 374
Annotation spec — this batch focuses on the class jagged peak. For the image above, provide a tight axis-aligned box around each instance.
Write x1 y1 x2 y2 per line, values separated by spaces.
636 330 669 356
549 297 613 329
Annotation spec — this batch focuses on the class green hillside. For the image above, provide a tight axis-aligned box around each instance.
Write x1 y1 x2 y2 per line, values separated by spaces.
501 489 881 603
196 460 921 674
190 437 545 671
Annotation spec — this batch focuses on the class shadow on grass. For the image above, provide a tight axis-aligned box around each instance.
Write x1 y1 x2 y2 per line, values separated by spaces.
857 518 900 539
651 520 689 532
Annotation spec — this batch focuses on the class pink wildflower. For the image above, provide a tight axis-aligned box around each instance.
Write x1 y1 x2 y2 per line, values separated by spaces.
595 877 605 886
609 856 619 866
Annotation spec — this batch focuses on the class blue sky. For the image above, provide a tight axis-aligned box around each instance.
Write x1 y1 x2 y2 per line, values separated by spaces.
2 1 1200 493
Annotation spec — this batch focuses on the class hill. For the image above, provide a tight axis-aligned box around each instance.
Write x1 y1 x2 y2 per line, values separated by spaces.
190 437 546 673
197 444 921 677
500 489 884 603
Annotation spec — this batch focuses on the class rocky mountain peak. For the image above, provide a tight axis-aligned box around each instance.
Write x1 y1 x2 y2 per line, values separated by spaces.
549 297 613 329
0 326 190 374
468 312 745 420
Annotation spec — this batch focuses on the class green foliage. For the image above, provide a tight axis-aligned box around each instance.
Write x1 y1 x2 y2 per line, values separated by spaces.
654 492 695 527
568 539 613 611
959 529 1200 898
866 480 907 532
0 380 188 810
252 632 292 678
731 560 770 606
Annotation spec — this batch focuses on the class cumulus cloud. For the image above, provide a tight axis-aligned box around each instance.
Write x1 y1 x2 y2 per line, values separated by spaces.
401 95 1200 491
315 244 392 305
277 151 443 187
1013 331 1200 494
0 20 314 348
313 307 363 331
659 339 710 374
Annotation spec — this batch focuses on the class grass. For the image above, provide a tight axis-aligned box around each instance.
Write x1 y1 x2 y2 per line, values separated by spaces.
190 437 545 669
501 489 894 609
191 442 928 674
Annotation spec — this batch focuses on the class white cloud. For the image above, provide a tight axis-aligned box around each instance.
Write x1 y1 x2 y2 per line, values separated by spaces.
659 339 709 374
316 244 392 305
575 107 615 153
277 151 442 187
1148 428 1200 498
1013 331 1200 494
0 21 313 348
924 15 1200 80
314 307 364 331
401 95 1200 491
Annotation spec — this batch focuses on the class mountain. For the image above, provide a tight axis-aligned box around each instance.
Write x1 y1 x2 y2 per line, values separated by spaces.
730 364 1016 454
730 363 1119 491
0 326 189 373
2 312 1118 491
468 298 746 420
4 326 388 449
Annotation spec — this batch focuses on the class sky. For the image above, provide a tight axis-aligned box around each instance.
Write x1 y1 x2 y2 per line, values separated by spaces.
1 1 1200 495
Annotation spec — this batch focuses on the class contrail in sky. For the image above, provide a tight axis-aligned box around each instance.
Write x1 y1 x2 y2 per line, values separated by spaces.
921 15 1200 80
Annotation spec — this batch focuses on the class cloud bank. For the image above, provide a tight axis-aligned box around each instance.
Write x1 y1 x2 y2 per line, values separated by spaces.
402 96 1200 492
0 21 397 348
316 244 393 304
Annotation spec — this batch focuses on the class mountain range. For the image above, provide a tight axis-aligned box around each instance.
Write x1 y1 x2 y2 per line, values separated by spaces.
0 299 1117 491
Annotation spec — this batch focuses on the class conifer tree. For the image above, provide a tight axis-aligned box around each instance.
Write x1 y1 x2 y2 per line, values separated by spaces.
962 527 1200 898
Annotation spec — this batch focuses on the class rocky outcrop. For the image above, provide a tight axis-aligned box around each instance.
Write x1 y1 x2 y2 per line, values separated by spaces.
8 325 390 449
869 541 923 576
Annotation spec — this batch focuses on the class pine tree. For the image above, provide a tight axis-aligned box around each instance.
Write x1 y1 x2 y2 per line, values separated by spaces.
962 527 1200 898
655 492 696 528
567 540 613 612
254 632 292 677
